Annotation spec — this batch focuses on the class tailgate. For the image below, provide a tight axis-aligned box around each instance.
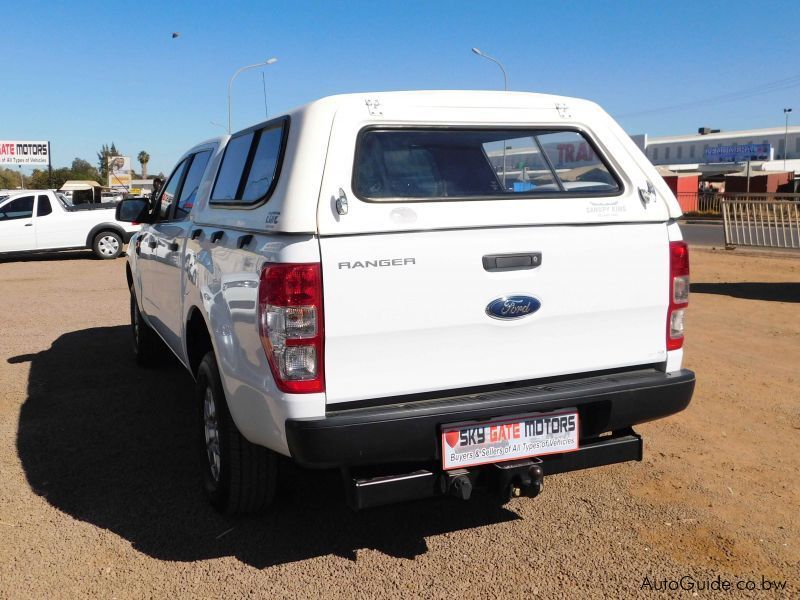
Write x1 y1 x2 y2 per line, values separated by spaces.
320 223 669 404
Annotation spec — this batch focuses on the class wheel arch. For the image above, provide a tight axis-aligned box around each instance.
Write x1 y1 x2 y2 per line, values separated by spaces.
185 306 214 378
85 223 126 248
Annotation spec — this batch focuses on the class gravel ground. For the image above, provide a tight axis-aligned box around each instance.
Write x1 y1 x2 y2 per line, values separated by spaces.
0 248 797 599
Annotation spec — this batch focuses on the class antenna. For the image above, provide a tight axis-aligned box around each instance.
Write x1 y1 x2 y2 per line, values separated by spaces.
262 72 268 119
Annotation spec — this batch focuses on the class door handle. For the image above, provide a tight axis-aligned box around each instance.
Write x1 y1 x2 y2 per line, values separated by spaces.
210 231 224 243
237 234 253 249
482 252 542 272
147 238 157 249
167 241 180 252
190 228 203 240
24 223 33 227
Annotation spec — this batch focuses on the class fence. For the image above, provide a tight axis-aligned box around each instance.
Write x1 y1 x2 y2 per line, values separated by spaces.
721 194 800 249
676 192 721 215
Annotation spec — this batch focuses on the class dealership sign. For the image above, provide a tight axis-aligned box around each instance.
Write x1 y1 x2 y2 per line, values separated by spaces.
704 143 772 163
0 140 50 166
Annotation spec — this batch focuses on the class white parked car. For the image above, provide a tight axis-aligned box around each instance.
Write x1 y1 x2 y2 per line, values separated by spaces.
0 190 140 259
119 91 695 513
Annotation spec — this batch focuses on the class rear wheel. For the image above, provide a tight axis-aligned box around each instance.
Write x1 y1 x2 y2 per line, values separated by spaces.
130 286 163 367
93 230 123 259
197 351 277 514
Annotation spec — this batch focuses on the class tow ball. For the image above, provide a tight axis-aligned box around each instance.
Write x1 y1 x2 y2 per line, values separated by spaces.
491 458 545 502
442 458 545 503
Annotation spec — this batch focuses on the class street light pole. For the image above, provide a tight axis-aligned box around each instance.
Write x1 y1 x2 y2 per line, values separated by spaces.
471 47 509 188
471 47 508 91
783 108 792 171
227 57 277 133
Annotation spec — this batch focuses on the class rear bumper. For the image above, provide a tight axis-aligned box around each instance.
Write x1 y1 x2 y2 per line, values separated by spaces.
286 368 695 469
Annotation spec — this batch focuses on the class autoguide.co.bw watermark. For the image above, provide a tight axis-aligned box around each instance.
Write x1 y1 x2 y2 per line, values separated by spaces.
640 574 788 593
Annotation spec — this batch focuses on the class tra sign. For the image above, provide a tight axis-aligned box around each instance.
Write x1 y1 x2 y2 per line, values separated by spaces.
0 140 50 166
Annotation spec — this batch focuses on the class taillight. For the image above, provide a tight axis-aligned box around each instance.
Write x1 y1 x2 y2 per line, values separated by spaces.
667 241 689 350
258 263 324 393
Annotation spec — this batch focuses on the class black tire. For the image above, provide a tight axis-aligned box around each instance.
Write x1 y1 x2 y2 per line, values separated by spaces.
130 285 163 367
196 351 277 514
93 230 123 259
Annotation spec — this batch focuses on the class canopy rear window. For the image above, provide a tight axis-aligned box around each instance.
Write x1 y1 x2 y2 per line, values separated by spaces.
353 128 622 201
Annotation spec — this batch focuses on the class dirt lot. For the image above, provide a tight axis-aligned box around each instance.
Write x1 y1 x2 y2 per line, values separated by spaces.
0 248 797 599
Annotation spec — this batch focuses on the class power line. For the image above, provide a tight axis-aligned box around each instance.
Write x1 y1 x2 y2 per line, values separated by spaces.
616 74 800 118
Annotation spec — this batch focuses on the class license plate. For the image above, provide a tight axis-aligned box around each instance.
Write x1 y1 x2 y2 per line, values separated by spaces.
441 411 580 470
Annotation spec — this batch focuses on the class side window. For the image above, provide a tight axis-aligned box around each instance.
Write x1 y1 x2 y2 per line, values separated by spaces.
211 132 254 201
0 196 35 221
37 195 53 217
211 118 288 205
155 160 189 221
241 125 283 201
175 150 212 220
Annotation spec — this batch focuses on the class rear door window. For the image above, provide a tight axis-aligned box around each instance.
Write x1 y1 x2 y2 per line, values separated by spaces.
0 196 35 220
156 159 189 221
353 128 621 200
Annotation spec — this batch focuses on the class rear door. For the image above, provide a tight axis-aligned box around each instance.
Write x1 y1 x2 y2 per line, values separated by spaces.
141 148 214 352
317 109 672 405
0 195 37 252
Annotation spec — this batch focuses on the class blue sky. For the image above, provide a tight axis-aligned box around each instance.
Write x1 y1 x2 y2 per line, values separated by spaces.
4 0 800 175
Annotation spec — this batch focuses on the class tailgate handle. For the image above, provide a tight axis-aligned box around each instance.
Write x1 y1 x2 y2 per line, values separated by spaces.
210 231 224 243
190 228 203 240
482 252 542 272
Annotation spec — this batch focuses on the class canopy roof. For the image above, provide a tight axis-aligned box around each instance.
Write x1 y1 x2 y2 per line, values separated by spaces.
60 180 102 191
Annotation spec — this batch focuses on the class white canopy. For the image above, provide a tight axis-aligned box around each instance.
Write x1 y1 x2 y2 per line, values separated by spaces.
59 180 102 191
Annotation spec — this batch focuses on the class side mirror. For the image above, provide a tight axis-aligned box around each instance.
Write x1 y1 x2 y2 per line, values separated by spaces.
116 197 150 223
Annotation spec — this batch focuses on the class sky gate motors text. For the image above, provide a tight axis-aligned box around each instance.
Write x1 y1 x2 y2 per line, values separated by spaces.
457 414 577 447
0 143 49 157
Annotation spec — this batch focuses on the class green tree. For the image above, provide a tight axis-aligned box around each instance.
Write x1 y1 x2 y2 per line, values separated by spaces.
0 167 24 189
28 168 72 190
137 151 150 179
71 158 101 182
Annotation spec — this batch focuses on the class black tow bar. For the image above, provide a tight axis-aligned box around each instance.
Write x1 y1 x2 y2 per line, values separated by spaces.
442 458 544 503
490 458 545 502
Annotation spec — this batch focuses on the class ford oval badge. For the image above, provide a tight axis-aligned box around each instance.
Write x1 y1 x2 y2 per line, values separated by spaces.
486 295 541 320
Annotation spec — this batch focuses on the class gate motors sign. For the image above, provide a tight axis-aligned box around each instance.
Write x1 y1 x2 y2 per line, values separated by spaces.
704 143 772 163
0 140 50 165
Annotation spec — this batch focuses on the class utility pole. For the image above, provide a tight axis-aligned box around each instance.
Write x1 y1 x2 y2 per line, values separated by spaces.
783 108 792 171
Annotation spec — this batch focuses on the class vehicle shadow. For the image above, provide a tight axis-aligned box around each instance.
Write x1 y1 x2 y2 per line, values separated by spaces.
0 250 98 263
691 282 800 303
14 326 518 567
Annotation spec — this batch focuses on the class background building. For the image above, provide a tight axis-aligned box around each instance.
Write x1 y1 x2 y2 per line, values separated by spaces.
635 126 800 177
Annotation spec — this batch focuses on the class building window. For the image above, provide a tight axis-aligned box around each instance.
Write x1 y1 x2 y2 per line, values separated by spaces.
778 139 785 159
795 137 800 155
665 147 670 160
690 145 695 158
677 146 683 159
652 147 659 160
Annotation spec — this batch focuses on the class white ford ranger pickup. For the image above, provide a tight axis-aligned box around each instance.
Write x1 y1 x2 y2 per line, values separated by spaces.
118 91 695 513
0 189 139 259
